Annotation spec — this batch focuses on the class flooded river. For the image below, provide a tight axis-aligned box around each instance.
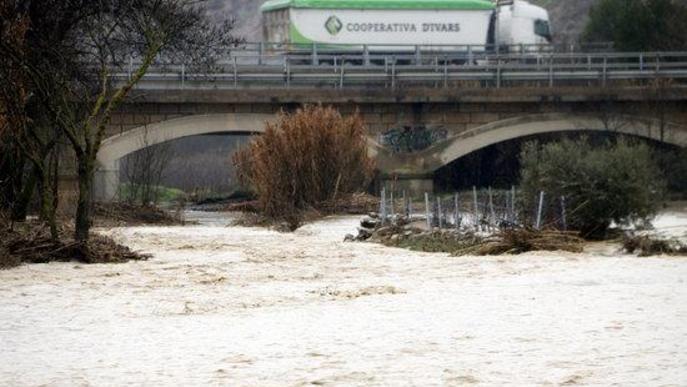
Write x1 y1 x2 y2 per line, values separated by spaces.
1 211 686 386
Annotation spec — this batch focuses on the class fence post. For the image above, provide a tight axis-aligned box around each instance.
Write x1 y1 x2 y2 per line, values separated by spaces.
473 186 479 229
390 191 395 218
339 61 345 89
488 187 496 225
437 197 443 229
425 193 431 229
380 188 387 225
454 193 460 229
402 191 408 218
408 197 413 220
535 191 545 230
510 185 516 223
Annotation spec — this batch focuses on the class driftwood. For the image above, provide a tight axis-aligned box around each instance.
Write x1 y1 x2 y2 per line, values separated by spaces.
453 229 585 256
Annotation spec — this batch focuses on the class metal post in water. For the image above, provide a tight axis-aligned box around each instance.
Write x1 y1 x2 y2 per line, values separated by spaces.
408 197 413 220
390 191 395 218
510 186 516 223
454 193 460 229
488 187 496 225
473 186 479 229
380 188 387 225
535 191 545 230
437 197 443 229
425 193 431 229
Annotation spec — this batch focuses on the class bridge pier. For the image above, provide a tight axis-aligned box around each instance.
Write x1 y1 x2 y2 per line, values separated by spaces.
94 160 120 202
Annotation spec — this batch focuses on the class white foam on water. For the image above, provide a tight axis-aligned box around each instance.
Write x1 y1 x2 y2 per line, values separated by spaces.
1 212 686 386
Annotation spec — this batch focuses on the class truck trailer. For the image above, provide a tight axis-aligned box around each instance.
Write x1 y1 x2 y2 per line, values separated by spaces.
261 0 552 52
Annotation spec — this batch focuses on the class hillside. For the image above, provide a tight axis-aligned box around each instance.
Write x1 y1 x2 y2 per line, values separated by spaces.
210 0 598 44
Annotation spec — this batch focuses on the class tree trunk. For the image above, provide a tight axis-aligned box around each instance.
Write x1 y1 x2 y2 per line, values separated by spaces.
11 165 38 222
38 162 58 240
74 158 93 243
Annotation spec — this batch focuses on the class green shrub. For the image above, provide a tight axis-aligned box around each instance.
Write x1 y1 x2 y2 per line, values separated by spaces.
519 138 665 239
233 105 375 230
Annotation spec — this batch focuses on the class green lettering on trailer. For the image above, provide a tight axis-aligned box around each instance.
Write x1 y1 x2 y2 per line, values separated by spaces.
261 0 495 12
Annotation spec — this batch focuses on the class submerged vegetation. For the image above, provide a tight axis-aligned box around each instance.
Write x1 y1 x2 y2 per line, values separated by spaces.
519 138 665 239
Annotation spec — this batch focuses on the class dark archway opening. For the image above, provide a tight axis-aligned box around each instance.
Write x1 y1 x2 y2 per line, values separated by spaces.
434 130 686 197
120 133 254 204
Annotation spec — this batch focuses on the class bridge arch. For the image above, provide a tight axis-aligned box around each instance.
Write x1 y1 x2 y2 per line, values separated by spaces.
376 113 687 176
95 113 274 201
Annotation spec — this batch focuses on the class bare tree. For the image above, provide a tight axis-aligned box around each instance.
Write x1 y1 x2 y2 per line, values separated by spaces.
2 0 238 242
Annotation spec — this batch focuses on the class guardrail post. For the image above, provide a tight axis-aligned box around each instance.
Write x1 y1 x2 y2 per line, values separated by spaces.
258 42 264 66
339 59 345 89
655 53 660 74
180 63 185 89
467 45 473 65
443 57 448 88
391 57 396 89
602 55 607 87
283 55 290 88
311 43 318 65
549 59 554 87
639 53 644 72
233 56 238 88
496 60 501 88
415 45 421 65
363 45 370 66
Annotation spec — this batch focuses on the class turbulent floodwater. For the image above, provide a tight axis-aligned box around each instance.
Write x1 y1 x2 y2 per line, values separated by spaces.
1 211 687 386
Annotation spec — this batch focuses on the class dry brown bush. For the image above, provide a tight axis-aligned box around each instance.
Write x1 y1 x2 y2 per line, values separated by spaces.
233 105 375 229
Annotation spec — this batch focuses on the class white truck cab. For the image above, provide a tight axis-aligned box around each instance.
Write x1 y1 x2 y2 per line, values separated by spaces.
495 0 552 50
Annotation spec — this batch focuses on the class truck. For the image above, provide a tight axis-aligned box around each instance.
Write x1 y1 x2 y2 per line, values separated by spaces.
260 0 552 53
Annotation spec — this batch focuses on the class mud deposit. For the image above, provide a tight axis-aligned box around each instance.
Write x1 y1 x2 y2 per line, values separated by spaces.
1 212 686 386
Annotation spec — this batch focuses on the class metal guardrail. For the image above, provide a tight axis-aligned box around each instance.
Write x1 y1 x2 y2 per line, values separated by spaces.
113 47 687 90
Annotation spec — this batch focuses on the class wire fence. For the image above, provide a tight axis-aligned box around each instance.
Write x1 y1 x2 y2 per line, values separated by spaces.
378 187 569 232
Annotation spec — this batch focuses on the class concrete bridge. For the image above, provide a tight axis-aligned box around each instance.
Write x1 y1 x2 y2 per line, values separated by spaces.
95 84 687 201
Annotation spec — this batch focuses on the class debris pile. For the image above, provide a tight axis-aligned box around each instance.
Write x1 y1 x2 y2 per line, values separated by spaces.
1 221 149 269
346 213 585 256
623 234 687 257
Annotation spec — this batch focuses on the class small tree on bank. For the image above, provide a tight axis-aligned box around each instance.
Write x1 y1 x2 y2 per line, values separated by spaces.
519 138 665 239
234 105 375 229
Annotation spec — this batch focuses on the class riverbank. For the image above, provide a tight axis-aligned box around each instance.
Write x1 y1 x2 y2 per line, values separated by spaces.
1 211 686 385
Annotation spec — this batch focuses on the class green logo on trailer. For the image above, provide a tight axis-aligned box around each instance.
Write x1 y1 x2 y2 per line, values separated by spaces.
325 16 343 35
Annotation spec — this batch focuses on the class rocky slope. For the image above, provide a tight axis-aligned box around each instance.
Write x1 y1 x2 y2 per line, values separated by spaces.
210 0 598 44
